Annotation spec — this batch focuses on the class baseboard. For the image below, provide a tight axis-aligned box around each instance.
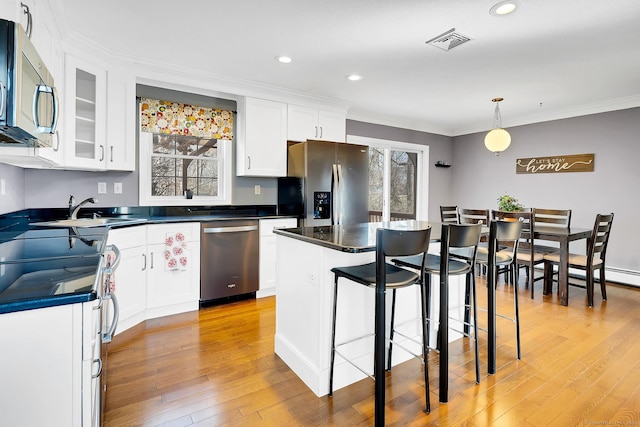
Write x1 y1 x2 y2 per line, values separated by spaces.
530 265 640 288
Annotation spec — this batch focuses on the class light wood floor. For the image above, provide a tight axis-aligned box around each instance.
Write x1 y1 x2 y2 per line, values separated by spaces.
104 278 640 426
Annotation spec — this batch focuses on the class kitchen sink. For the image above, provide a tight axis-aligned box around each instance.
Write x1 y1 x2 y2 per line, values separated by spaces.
32 218 148 228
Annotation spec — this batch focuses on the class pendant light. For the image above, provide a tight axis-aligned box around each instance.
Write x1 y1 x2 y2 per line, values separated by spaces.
484 97 511 155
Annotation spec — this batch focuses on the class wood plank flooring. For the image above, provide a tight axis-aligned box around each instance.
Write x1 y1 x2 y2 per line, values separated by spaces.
104 279 640 426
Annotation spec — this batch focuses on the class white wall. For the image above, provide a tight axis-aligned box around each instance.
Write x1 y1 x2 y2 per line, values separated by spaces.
452 107 640 273
0 163 25 214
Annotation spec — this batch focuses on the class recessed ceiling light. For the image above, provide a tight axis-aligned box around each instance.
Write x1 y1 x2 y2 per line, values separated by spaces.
489 0 519 16
275 56 292 64
346 74 363 81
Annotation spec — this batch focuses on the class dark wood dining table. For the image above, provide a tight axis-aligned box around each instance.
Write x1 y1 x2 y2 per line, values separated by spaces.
533 225 592 306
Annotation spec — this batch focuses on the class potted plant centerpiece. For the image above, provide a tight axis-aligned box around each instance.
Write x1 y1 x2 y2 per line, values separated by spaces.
497 193 524 212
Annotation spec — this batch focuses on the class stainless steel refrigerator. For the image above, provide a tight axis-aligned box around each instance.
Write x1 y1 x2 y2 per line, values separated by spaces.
285 140 369 226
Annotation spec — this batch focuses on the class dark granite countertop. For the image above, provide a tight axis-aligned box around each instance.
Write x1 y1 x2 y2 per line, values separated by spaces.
0 227 108 313
0 205 297 314
273 220 439 253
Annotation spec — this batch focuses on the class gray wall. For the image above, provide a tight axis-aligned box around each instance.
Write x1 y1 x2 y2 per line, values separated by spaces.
452 107 640 272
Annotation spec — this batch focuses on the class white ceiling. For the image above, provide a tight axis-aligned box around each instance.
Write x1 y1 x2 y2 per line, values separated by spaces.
59 0 640 136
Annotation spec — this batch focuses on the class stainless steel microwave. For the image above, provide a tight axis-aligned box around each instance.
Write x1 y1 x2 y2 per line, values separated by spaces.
0 19 58 147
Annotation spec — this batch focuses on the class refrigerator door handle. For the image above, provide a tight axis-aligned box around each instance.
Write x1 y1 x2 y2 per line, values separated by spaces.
336 164 344 225
332 164 339 225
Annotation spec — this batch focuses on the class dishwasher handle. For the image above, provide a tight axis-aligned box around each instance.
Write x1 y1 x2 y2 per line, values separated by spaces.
203 225 258 234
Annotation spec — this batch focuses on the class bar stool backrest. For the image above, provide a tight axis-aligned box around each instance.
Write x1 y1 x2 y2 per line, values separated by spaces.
376 227 432 285
441 223 482 270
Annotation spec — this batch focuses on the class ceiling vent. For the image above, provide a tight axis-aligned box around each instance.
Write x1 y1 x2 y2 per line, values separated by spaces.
425 28 472 51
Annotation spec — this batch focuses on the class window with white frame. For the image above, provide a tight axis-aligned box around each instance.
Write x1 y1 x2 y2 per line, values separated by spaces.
138 98 233 206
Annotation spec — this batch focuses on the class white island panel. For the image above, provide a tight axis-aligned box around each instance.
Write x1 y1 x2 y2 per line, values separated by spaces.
274 234 464 397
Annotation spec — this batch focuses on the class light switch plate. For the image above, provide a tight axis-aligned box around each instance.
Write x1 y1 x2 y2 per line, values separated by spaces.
98 182 107 194
254 185 261 195
114 182 123 194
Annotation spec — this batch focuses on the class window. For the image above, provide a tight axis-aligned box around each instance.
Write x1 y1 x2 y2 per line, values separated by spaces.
140 132 231 205
151 134 221 197
349 136 428 222
138 98 233 206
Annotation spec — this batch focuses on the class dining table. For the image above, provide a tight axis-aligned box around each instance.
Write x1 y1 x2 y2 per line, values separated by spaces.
533 225 592 306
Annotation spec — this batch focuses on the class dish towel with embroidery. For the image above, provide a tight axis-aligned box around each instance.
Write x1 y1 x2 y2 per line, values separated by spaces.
165 232 189 271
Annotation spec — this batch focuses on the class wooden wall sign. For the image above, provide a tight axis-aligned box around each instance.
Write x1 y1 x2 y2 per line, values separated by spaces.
516 153 594 174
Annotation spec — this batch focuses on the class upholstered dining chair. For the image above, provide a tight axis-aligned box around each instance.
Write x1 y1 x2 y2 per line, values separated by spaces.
543 213 614 307
532 208 572 252
329 226 432 414
440 205 459 224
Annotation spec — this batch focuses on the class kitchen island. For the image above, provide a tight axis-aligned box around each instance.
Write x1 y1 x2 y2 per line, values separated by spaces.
273 221 467 397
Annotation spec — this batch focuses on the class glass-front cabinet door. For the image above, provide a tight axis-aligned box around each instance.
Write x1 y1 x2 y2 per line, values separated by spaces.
63 55 106 169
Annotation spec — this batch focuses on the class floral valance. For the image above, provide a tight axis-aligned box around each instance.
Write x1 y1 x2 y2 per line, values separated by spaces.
140 98 234 140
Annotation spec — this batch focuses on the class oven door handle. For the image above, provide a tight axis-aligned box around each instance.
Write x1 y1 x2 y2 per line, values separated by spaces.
102 291 119 343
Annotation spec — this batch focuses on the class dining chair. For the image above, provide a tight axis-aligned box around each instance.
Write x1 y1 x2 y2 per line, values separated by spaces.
492 209 546 298
329 227 432 414
459 208 489 274
458 208 490 227
393 223 483 388
543 213 614 307
440 205 459 224
477 219 524 360
532 208 572 251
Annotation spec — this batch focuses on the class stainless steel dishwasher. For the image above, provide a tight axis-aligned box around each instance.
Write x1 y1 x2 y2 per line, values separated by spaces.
200 219 259 304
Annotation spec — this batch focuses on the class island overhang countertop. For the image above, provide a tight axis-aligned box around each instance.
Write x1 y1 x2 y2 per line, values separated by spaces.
273 220 438 253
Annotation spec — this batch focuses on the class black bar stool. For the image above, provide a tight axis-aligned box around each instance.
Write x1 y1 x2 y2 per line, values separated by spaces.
394 223 482 402
477 219 523 368
329 226 432 423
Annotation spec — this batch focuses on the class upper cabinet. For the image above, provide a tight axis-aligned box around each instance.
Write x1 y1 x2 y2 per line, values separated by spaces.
287 104 346 143
63 55 107 169
62 55 135 171
236 97 287 177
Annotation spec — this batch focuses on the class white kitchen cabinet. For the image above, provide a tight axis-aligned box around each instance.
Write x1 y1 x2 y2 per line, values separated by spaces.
236 97 288 177
0 300 101 427
63 54 107 170
287 104 346 142
106 223 200 331
61 54 135 171
258 217 298 297
145 223 201 318
106 225 147 334
105 65 136 171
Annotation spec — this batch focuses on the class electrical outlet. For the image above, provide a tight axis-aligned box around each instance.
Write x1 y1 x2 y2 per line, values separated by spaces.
98 182 107 194
114 182 123 194
0 179 5 195
254 185 261 195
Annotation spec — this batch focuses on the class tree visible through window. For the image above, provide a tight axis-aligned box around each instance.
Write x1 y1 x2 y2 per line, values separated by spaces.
368 147 417 221
150 134 222 197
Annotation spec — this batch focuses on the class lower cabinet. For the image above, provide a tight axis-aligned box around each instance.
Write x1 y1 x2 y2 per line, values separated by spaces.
106 223 200 334
145 223 200 318
0 300 101 427
259 218 298 297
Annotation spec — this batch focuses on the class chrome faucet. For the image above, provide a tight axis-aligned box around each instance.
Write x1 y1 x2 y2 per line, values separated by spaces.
68 195 98 219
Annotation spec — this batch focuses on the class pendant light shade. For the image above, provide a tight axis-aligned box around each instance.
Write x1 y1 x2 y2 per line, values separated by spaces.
484 98 511 155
